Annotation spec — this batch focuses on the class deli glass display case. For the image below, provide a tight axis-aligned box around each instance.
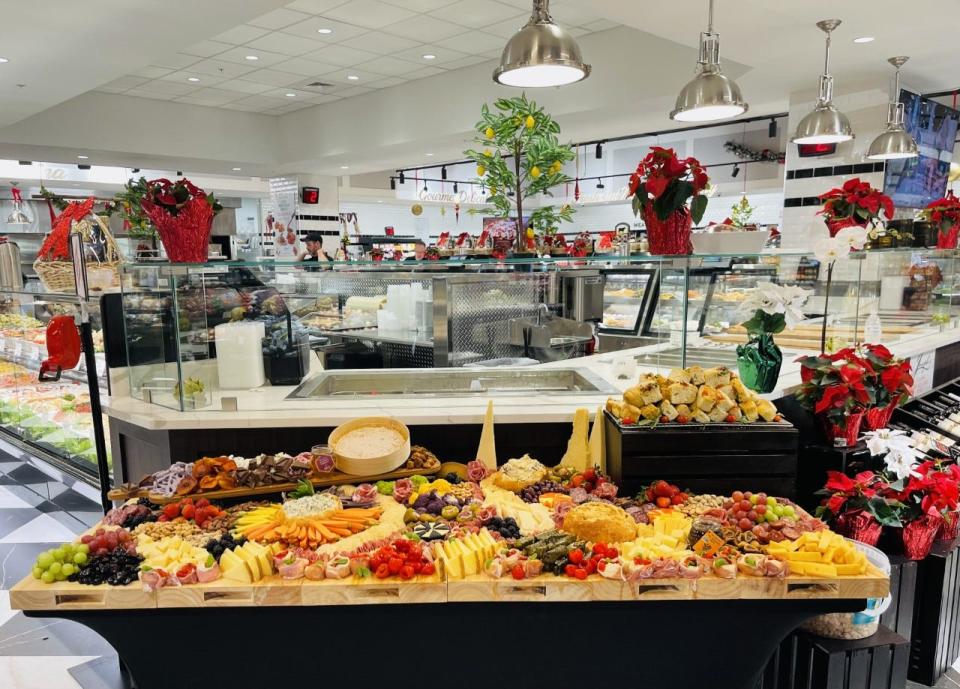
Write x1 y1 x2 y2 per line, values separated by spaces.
0 288 110 485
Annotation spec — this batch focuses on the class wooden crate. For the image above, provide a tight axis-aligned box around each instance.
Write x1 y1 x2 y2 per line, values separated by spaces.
908 538 960 685
300 575 445 606
447 574 622 603
157 576 302 608
758 626 909 689
881 556 918 642
605 411 800 498
9 578 156 611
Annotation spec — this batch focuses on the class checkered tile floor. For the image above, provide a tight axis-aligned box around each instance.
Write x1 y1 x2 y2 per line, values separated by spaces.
0 447 124 689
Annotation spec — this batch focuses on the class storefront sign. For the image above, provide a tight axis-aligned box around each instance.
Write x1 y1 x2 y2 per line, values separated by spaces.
416 189 488 205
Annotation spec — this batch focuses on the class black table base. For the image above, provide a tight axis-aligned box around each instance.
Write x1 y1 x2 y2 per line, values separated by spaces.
28 599 865 689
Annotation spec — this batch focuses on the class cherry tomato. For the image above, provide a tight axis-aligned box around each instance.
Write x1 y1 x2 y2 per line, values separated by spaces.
421 562 436 576
564 564 577 577
511 564 525 580
388 557 403 574
568 548 584 564
375 563 390 579
574 568 588 580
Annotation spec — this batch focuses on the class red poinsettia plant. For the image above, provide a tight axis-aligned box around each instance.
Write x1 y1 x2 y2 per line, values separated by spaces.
818 177 895 237
920 191 960 249
795 350 874 422
628 147 709 224
815 470 903 527
857 343 913 409
140 178 222 263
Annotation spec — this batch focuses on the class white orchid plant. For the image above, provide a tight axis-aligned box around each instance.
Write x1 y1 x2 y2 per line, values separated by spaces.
862 428 925 481
813 225 869 352
737 281 813 336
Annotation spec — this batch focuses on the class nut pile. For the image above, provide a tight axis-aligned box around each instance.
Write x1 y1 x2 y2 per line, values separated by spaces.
406 446 440 470
676 493 724 516
132 520 217 546
802 612 879 640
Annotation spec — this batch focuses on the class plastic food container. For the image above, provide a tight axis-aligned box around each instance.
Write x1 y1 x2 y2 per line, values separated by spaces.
801 540 891 640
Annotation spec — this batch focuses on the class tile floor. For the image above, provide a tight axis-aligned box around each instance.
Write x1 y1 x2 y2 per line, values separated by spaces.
0 445 958 689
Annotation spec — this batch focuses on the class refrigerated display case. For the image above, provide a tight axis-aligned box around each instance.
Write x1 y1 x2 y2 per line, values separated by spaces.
0 288 110 486
599 269 656 333
646 268 717 337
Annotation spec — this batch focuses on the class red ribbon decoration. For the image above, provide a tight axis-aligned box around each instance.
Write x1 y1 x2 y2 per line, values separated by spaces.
10 187 22 203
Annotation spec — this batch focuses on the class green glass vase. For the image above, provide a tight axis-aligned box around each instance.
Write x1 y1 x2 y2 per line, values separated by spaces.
736 332 783 393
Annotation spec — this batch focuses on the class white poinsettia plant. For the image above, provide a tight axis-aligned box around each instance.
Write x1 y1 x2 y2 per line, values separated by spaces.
737 281 813 336
862 428 925 481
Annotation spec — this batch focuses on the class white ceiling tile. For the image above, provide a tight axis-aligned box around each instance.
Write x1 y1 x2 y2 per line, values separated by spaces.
189 59 258 79
175 88 244 106
339 32 421 55
280 17 369 42
493 0 532 8
181 40 234 58
549 2 601 28
159 70 227 87
284 0 351 14
365 75 408 89
131 80 201 96
233 94 294 108
584 18 618 32
430 1 526 29
305 93 343 104
273 57 339 77
356 56 422 77
123 89 174 101
96 85 127 94
246 32 326 56
262 87 316 99
249 8 312 30
217 79 274 94
131 66 173 79
391 44 469 64
270 101 316 114
214 46 290 67
220 102 269 112
211 24 272 45
321 68 384 85
153 54 202 70
406 65 446 80
482 16 527 38
241 69 304 86
442 54 491 70
387 15 467 42
331 85 373 98
99 76 149 92
325 0 417 29
434 30 504 55
303 44 379 66
381 0 449 10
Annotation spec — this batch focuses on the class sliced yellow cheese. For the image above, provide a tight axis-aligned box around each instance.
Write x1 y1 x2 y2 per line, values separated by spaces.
243 542 273 576
560 408 590 472
219 549 253 583
836 563 867 576
588 406 605 474
441 542 464 578
235 547 262 581
785 551 826 562
800 562 838 578
477 400 497 471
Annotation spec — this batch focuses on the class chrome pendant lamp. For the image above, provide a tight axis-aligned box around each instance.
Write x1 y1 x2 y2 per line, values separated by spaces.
670 0 747 122
867 56 918 160
493 0 590 88
792 20 854 144
6 184 30 225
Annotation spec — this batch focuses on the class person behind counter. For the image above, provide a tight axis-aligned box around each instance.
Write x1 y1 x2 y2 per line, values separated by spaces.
297 232 334 262
405 240 427 261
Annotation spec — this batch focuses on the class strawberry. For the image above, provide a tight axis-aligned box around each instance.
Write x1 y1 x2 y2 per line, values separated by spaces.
181 504 196 520
421 562 435 576
399 564 415 580
671 493 684 505
652 481 672 498
162 503 180 520
568 548 584 565
511 564 525 580
574 568 587 580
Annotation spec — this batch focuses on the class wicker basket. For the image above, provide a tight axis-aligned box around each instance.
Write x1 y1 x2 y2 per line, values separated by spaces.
34 214 123 293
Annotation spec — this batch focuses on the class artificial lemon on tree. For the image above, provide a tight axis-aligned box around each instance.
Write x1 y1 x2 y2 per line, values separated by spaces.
465 95 577 252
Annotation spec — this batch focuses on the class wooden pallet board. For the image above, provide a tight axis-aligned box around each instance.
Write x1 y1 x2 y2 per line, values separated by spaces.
157 576 302 609
9 577 156 611
300 574 445 606
108 465 439 504
446 574 623 603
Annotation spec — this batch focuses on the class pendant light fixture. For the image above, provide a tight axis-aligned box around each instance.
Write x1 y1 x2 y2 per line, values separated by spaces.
867 56 918 160
792 20 854 145
670 0 747 122
6 184 31 225
493 0 590 88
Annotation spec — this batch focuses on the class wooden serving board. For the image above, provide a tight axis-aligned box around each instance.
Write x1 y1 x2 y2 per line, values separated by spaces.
300 574 445 606
446 574 623 603
157 576 302 609
9 577 156 611
107 465 439 505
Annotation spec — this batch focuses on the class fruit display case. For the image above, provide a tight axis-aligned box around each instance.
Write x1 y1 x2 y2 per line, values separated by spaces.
0 288 110 485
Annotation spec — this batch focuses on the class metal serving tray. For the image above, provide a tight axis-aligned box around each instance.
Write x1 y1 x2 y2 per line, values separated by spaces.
286 367 619 399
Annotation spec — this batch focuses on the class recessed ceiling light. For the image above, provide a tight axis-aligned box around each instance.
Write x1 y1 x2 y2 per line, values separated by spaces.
853 36 875 43
346 74 359 81
0 57 9 64
245 55 259 61
187 76 200 82
285 92 296 97
422 54 437 60
77 155 88 159
317 28 333 34
232 167 242 171
340 165 349 169
425 152 434 157
377 200 383 203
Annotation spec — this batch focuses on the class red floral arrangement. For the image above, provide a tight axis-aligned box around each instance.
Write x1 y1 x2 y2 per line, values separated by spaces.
818 177 894 237
38 198 96 261
815 470 902 529
570 232 593 258
920 191 960 249
628 147 709 224
140 179 222 263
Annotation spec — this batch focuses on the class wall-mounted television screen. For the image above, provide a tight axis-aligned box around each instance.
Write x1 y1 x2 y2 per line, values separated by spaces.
883 89 959 209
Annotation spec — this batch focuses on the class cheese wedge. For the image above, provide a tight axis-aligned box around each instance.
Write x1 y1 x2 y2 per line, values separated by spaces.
235 547 262 581
477 400 497 471
588 406 605 474
560 408 590 472
220 549 253 583
243 542 273 576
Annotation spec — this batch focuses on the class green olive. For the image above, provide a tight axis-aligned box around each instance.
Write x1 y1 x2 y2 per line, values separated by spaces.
403 508 418 523
441 505 460 520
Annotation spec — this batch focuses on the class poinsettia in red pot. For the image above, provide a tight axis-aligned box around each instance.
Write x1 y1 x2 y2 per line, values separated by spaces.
795 351 872 447
886 459 960 555
628 147 708 255
815 470 901 546
818 177 894 237
920 191 960 249
857 344 913 430
140 178 222 263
